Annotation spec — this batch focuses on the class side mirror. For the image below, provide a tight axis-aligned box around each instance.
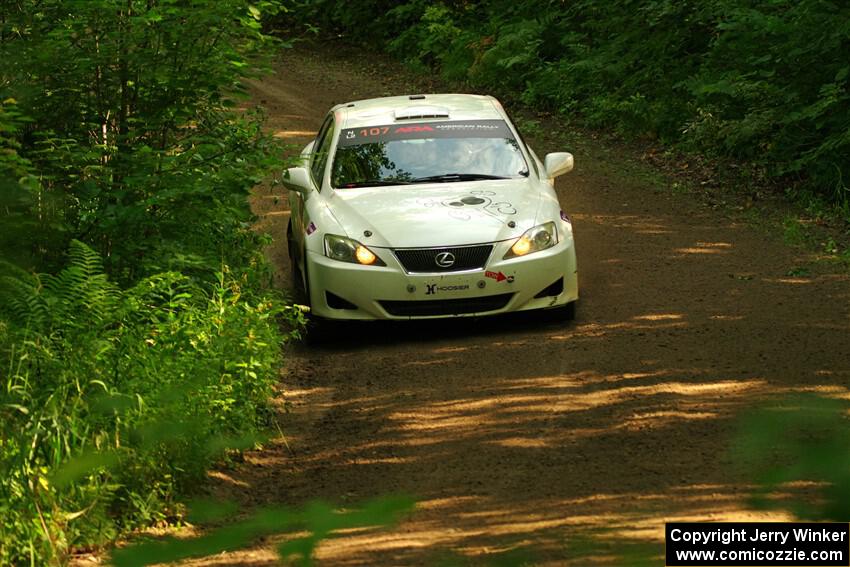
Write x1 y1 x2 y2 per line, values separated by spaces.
282 167 312 194
544 152 574 178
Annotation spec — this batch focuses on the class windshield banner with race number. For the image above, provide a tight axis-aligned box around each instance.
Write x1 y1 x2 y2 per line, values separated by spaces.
337 120 513 147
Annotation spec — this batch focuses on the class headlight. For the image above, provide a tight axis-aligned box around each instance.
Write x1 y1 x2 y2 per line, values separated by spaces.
324 234 385 266
503 222 558 259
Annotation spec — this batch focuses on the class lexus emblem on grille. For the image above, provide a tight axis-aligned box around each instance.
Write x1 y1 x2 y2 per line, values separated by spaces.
434 251 456 268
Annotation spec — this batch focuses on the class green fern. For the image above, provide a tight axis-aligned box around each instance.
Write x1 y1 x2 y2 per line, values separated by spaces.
0 275 46 327
1 240 120 332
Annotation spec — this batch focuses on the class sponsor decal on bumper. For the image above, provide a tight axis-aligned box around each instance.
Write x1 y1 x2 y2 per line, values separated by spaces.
485 270 514 283
425 283 470 295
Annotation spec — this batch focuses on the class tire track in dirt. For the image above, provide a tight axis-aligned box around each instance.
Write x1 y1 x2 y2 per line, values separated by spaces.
195 45 850 566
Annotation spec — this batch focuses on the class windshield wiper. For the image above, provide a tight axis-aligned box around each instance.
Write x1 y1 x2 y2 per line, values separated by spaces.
409 173 511 184
338 179 411 188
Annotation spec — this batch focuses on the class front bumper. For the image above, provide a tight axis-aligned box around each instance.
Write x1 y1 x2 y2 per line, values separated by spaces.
306 237 578 320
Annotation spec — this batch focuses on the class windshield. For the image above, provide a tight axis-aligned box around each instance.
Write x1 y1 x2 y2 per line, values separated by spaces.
331 119 529 188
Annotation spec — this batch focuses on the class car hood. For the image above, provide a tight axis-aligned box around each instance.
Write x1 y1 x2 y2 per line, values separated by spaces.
324 179 543 248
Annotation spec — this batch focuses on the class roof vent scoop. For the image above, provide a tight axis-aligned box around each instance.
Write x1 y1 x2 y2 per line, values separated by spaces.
394 105 450 120
409 94 426 100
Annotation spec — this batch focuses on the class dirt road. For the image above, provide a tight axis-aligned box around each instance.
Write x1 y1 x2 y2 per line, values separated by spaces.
201 45 850 565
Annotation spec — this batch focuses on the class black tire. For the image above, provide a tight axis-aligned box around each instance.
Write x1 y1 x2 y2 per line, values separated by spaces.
287 219 309 306
304 314 335 346
547 300 577 323
296 250 337 345
286 219 324 342
286 218 294 260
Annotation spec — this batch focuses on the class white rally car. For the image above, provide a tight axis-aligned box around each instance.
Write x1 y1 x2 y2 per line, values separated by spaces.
283 94 578 322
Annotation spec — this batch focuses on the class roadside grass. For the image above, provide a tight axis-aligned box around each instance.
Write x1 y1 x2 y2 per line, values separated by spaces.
536 116 850 272
553 122 850 273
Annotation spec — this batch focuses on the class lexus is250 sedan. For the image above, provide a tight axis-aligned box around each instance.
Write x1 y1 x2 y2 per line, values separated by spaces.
283 93 578 323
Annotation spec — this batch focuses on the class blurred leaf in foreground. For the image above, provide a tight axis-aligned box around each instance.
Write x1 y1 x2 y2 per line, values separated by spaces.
733 394 850 521
111 494 415 567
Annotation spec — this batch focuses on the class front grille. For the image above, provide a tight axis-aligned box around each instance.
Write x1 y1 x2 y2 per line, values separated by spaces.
379 293 513 317
393 244 493 273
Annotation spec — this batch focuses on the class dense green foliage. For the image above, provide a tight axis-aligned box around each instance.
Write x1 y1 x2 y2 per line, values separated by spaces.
0 1 300 563
3 0 847 562
0 244 288 561
299 0 850 205
2 0 283 278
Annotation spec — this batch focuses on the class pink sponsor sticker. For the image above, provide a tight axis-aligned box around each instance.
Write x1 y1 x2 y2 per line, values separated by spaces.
306 221 317 235
560 210 571 223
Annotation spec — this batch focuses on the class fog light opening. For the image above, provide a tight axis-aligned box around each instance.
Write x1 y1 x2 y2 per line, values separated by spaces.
534 277 564 298
326 291 358 310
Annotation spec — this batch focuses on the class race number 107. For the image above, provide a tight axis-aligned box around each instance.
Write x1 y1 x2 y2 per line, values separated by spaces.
360 127 390 137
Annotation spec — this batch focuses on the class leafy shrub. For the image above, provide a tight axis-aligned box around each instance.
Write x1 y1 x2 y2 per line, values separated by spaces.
0 0 286 280
0 2 300 561
0 241 295 564
386 2 475 80
685 1 850 202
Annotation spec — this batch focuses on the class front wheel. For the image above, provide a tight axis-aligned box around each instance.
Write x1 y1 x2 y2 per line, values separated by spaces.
547 300 576 323
288 220 309 306
297 254 338 345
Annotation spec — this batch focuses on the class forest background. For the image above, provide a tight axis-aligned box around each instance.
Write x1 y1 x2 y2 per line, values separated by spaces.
1 0 848 564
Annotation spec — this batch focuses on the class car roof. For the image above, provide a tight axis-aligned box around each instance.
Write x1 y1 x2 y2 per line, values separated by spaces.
332 94 505 129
